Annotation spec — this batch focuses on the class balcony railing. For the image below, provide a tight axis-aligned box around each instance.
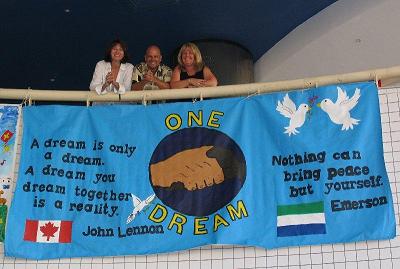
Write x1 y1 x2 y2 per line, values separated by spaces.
1 65 400 104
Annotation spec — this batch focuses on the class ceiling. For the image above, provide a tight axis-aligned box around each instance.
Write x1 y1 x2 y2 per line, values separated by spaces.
0 0 337 90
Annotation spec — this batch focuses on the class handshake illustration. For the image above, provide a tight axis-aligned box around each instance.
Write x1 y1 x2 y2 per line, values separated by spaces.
150 145 245 191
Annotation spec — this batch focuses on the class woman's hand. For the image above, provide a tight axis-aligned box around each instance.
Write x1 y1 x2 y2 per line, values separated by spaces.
106 72 115 83
103 72 120 90
188 78 206 87
101 72 112 91
112 81 119 89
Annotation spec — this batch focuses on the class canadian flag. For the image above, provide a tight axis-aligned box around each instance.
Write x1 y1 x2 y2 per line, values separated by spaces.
24 220 72 243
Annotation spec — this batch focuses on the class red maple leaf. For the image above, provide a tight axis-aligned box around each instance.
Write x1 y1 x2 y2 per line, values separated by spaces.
40 222 59 241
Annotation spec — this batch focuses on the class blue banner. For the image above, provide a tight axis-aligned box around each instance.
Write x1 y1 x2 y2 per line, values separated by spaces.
5 82 395 259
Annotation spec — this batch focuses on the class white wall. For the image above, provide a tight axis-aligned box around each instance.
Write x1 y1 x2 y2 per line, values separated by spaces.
255 0 400 83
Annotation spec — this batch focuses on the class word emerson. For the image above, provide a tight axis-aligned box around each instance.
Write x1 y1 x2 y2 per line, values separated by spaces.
331 196 388 212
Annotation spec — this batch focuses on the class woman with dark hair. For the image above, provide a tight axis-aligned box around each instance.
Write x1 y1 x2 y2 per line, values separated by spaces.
90 39 133 95
170 42 218 89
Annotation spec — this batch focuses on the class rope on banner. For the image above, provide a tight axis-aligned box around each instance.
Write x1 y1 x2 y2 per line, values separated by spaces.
21 88 30 107
142 94 147 106
375 74 380 88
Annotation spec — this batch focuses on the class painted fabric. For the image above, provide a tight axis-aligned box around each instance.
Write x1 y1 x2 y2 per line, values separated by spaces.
5 82 395 259
0 105 20 241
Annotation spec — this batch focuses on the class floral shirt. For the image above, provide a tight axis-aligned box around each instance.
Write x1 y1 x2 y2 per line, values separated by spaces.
132 62 172 85
132 62 172 104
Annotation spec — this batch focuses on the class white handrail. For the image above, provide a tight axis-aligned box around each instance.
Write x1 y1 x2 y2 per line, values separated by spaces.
1 65 400 102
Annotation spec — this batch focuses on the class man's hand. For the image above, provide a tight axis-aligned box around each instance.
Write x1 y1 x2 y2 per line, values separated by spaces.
143 71 156 83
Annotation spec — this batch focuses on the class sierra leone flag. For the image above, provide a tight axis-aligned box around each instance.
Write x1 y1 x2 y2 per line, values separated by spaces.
277 201 326 237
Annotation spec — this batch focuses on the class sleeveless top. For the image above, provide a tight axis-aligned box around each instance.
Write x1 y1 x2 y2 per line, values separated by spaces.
180 67 204 80
168 67 205 103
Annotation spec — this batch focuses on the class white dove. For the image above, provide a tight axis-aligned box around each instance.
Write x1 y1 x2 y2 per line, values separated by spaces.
126 194 156 224
276 94 310 136
319 87 361 131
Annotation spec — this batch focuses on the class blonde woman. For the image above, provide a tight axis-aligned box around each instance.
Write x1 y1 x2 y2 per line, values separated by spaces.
170 43 218 89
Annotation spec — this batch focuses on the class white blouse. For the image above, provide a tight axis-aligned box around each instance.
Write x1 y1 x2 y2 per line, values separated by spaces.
89 60 133 95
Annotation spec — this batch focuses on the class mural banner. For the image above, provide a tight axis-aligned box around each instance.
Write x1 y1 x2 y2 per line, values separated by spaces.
5 82 395 259
0 105 20 242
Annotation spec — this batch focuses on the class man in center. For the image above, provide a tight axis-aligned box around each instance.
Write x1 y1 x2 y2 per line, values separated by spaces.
131 45 172 92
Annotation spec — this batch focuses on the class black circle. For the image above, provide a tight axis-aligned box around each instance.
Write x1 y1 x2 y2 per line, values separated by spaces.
149 127 246 216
